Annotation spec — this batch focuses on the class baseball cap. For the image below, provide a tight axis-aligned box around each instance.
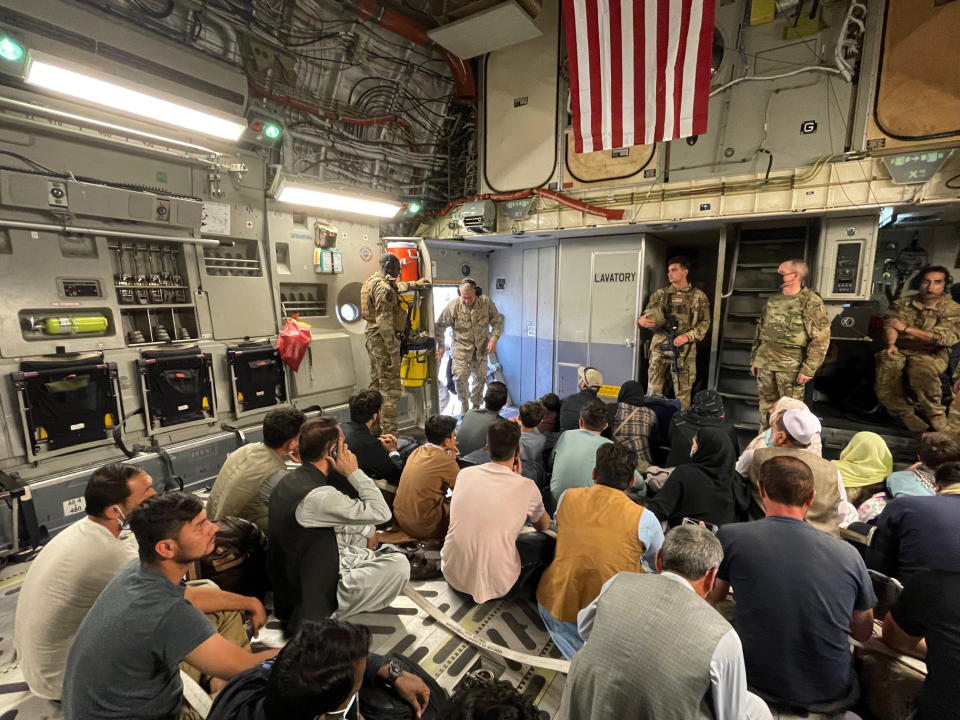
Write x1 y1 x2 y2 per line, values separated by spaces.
781 408 821 446
577 366 604 389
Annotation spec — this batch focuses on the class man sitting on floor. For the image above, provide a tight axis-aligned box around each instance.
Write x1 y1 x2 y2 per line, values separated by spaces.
455 381 508 457
708 455 876 715
393 414 460 541
269 417 409 632
14 463 155 700
207 407 305 530
442 419 552 603
342 389 404 484
561 525 772 720
516 400 547 484
559 365 604 432
868 460 960 582
207 619 431 720
537 443 663 658
62 492 278 720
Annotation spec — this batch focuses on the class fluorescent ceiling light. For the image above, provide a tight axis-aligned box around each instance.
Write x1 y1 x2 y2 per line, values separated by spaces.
276 183 401 219
25 57 246 141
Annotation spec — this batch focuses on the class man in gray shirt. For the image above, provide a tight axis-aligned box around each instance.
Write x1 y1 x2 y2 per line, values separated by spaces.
456 382 507 456
63 492 278 720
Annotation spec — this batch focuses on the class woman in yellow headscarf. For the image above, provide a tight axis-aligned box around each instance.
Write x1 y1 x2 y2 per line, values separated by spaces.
832 431 893 507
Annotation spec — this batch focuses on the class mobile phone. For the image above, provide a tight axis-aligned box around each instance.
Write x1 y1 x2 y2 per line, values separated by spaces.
682 517 719 534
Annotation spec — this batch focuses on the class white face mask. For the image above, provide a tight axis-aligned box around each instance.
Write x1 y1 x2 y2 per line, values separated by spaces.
322 691 358 718
114 506 127 530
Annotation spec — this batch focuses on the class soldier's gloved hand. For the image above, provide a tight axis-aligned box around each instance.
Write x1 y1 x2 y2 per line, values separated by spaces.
673 334 690 347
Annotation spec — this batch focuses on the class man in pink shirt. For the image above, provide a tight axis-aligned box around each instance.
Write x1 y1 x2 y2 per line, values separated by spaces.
441 419 552 603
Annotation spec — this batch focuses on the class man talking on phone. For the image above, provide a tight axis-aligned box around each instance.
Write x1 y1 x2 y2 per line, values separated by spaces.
268 417 410 634
441 419 553 603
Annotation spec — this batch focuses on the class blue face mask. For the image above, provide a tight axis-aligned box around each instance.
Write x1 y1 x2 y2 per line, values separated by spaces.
763 429 773 447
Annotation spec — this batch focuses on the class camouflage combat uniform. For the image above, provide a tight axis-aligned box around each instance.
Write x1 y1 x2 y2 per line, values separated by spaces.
643 285 711 409
361 271 415 435
435 294 504 411
751 287 830 426
876 293 960 432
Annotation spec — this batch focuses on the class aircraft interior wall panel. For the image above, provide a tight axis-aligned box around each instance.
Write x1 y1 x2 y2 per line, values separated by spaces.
486 247 526 402
668 1 852 183
480 0 559 193
430 249 490 290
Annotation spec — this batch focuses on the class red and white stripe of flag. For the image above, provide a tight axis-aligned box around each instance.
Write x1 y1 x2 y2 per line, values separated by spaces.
563 0 716 153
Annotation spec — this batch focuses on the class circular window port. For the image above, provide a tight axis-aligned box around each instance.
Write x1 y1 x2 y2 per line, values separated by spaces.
336 282 364 334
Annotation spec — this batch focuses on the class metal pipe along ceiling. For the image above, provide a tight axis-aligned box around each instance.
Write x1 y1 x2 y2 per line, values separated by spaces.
0 219 226 247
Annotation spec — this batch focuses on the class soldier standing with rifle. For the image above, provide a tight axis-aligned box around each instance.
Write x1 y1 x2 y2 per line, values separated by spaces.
638 257 711 409
361 253 430 435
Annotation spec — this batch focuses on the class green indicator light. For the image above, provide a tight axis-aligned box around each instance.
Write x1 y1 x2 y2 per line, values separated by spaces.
264 123 281 139
407 201 422 214
0 37 24 63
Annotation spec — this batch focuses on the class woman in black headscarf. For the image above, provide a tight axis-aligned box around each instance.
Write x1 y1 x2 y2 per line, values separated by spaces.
665 389 740 467
646 426 739 528
607 380 658 471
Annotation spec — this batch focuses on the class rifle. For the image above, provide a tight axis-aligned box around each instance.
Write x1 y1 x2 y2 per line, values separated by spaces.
659 314 683 377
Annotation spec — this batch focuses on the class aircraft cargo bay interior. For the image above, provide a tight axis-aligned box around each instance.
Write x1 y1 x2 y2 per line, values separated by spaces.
0 1 956 719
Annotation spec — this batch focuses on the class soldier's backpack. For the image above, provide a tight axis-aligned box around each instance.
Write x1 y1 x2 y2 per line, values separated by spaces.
191 516 270 601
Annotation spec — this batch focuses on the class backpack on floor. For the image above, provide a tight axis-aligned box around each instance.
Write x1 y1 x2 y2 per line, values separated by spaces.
192 516 270 600
360 653 450 720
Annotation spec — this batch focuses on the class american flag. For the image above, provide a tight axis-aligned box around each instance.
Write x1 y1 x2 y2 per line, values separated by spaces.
563 0 716 153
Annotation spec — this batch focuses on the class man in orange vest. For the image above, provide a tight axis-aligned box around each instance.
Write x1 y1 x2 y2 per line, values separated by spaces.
536 443 664 658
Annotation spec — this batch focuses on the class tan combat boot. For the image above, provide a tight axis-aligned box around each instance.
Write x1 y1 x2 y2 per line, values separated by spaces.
898 412 931 433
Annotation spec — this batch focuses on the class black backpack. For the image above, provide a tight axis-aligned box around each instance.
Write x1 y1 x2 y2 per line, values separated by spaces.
359 653 450 720
192 516 270 600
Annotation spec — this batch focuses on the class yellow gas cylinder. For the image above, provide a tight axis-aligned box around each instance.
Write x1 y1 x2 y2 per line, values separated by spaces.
43 316 109 335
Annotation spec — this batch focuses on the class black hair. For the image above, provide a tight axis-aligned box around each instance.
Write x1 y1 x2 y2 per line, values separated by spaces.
129 492 205 563
580 400 608 432
935 460 960 488
425 414 458 445
487 419 521 462
264 620 371 720
299 417 341 464
920 264 954 287
349 389 384 424
758 456 815 507
484 382 508 412
84 463 140 517
518 401 544 429
447 675 539 720
263 407 306 450
380 253 401 276
539 393 560 413
918 432 960 469
595 443 637 490
667 256 690 271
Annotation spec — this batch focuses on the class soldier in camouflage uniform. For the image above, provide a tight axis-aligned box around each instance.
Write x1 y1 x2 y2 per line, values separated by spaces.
360 253 430 435
638 257 711 409
876 265 960 433
750 260 830 427
434 278 505 412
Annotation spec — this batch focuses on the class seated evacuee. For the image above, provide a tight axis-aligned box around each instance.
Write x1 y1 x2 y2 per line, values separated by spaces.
62 492 278 720
608 380 657 472
14 463 155 700
867 460 960 582
268 417 409 633
341 389 403 484
741 407 857 534
832 431 894 508
447 675 540 720
393 414 460 540
207 619 431 720
441 419 552 603
880 569 960 720
538 392 561 434
551 401 644 505
561 525 772 720
738 396 823 465
558 365 603 431
455 381 507 457
207 407 305 530
516 400 547 483
666 389 740 467
646 426 740 528
708 456 876 714
536 443 663 659
886 431 960 498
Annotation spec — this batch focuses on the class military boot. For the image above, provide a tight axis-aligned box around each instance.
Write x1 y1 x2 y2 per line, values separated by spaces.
898 412 931 433
929 415 949 433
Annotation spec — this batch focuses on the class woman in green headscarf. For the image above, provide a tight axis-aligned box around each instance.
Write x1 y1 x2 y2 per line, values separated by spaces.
832 431 894 507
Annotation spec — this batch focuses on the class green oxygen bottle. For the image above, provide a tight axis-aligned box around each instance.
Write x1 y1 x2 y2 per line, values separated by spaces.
43 316 109 335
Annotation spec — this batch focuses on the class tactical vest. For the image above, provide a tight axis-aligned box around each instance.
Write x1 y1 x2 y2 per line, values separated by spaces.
361 273 405 330
537 485 646 622
758 288 818 348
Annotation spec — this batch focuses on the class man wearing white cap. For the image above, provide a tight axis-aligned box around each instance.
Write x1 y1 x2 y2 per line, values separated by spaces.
558 366 605 432
741 408 856 536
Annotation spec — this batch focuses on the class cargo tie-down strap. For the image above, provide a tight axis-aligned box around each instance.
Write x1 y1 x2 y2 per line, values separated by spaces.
401 584 572 674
